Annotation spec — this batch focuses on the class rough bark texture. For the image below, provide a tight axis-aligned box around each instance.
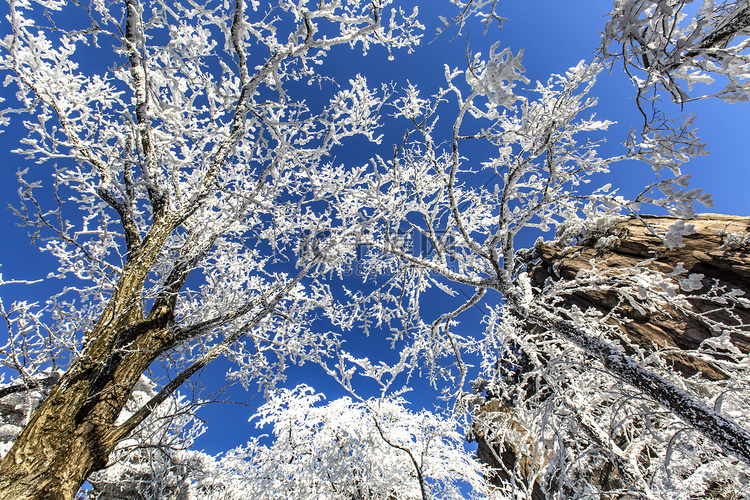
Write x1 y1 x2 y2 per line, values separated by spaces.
475 214 750 497
0 311 176 499
0 215 182 500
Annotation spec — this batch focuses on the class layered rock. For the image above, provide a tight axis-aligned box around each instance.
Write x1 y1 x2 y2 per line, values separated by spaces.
474 214 750 498
531 214 750 379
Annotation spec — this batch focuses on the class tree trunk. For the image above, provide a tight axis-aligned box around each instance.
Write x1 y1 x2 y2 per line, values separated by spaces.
0 317 174 499
0 216 180 500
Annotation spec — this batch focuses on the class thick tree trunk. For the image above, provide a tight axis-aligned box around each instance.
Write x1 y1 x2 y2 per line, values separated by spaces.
0 315 174 499
0 407 118 499
0 216 180 500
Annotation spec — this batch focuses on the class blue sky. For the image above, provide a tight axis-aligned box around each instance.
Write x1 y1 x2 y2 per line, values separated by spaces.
0 0 748 460
192 1 750 456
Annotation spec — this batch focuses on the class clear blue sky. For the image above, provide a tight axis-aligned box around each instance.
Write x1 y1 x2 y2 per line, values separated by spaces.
0 1 748 458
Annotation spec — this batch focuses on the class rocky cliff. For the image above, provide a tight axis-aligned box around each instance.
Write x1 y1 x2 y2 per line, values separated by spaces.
474 214 750 498
531 214 750 378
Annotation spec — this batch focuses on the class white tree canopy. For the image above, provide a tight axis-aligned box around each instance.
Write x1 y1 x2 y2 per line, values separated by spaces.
0 1 748 499
601 0 750 107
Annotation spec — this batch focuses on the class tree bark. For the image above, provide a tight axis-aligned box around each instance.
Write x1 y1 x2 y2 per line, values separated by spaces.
0 215 180 500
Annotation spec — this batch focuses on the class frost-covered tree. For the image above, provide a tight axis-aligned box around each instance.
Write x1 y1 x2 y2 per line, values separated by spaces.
1 0 749 499
0 0 423 497
601 0 750 107
198 385 485 500
334 46 750 498
83 376 208 500
0 371 211 498
73 384 483 499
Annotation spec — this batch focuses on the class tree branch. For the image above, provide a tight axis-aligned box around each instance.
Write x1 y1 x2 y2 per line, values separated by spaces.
533 311 750 465
106 257 320 446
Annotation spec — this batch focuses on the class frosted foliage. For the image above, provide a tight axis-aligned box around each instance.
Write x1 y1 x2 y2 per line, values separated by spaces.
85 377 208 499
0 0 440 495
324 34 749 500
340 52 711 344
458 213 750 498
440 0 506 36
0 0 423 399
0 294 69 385
0 0 748 498
83 386 485 499
475 304 750 499
602 0 750 104
190 386 486 500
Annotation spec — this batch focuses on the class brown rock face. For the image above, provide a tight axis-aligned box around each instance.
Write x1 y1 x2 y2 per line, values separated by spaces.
531 214 750 379
474 214 750 497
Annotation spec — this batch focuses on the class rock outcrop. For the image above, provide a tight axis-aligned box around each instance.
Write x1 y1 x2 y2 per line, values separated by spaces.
531 214 750 379
474 214 750 498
